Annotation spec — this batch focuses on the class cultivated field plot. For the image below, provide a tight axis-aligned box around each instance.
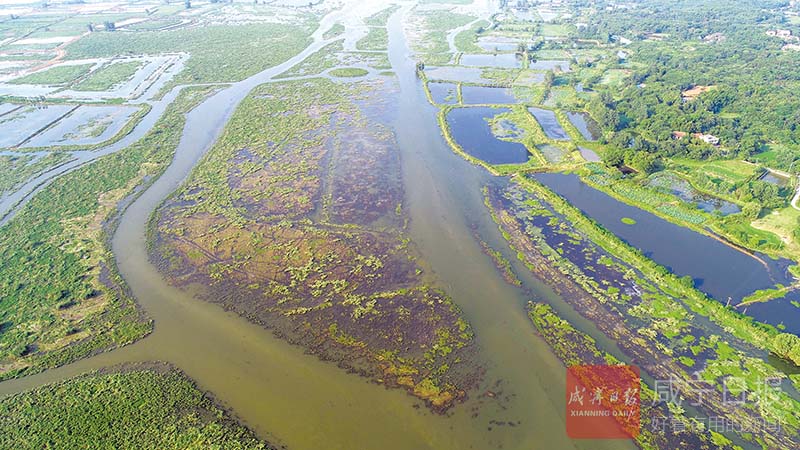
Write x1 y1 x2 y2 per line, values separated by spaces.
23 105 139 148
0 105 75 148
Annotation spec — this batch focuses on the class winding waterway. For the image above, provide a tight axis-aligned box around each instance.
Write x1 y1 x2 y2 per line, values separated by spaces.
0 4 634 450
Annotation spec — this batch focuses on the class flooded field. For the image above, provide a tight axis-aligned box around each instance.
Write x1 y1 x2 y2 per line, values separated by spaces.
0 103 20 116
446 106 530 164
534 173 792 304
460 53 522 69
566 111 599 141
528 107 569 140
461 85 516 104
0 105 75 148
23 105 139 148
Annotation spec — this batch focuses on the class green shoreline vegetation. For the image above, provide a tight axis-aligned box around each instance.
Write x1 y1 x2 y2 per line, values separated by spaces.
0 86 217 381
72 61 144 92
0 364 272 449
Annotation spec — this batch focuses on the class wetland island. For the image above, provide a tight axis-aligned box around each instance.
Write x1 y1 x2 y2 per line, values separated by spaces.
1 0 800 449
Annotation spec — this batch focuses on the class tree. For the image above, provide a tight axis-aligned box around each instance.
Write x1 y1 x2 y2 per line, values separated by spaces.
771 333 800 366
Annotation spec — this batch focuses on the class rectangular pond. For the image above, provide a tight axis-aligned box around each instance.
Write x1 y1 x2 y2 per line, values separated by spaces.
0 104 75 148
461 85 516 104
533 172 793 305
528 107 569 140
0 103 20 117
537 144 567 164
427 82 458 105
24 105 138 148
579 146 601 162
566 111 600 141
460 54 522 69
529 60 571 72
446 107 530 165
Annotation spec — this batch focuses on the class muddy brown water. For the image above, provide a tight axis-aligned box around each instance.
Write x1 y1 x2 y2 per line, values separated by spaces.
0 4 633 450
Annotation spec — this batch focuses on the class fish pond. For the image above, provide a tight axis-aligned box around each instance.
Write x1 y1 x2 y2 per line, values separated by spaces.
460 85 516 104
534 173 794 306
528 107 569 140
424 66 489 84
566 111 600 141
446 106 530 165
460 53 521 69
427 82 458 104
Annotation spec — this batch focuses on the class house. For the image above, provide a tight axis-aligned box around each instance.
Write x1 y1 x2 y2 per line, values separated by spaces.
692 133 720 146
672 131 720 146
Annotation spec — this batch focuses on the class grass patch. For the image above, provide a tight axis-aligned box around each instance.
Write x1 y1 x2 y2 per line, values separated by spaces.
8 64 93 86
0 365 271 449
356 27 388 51
72 61 142 91
329 67 369 78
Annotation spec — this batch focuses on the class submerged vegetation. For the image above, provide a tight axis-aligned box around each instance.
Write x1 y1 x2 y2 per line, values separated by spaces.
150 78 478 411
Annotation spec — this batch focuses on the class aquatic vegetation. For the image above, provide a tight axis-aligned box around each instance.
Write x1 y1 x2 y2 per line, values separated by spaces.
0 86 217 381
329 67 369 78
620 217 636 225
0 364 271 449
322 23 345 39
151 78 478 412
487 180 800 448
454 20 490 53
528 302 737 450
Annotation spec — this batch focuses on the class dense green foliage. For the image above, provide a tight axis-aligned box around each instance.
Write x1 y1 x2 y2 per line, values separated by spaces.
0 87 214 380
0 366 270 449
573 0 800 171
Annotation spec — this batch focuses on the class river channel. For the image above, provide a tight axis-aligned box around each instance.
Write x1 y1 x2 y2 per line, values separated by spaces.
0 4 633 450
